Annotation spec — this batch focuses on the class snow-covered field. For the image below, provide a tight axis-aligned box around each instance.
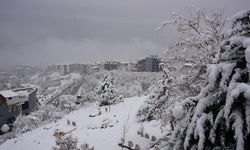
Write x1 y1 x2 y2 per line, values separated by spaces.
0 96 162 150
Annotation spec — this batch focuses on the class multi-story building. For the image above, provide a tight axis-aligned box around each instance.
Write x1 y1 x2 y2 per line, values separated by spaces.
136 55 161 72
69 63 80 73
0 88 38 127
79 64 89 74
104 61 121 71
136 59 146 72
47 63 90 75
47 64 58 72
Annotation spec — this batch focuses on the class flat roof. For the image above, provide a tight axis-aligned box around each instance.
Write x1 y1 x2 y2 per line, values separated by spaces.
0 90 18 98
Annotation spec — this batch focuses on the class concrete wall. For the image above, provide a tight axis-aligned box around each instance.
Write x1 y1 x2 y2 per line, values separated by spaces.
0 104 8 127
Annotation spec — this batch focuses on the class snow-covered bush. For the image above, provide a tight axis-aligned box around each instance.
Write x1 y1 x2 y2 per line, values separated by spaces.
145 133 150 139
0 124 10 133
80 143 89 150
53 134 80 150
13 95 78 136
151 136 157 142
135 144 141 150
13 104 63 135
164 10 250 150
128 141 133 148
96 73 118 106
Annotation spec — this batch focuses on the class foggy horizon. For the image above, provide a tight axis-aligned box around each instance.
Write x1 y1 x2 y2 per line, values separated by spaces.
1 0 250 68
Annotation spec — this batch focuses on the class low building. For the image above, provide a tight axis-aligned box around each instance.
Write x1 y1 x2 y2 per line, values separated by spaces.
0 88 38 127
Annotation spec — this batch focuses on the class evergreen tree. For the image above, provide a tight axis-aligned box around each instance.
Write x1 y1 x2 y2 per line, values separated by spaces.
165 10 250 150
96 73 117 106
137 66 173 121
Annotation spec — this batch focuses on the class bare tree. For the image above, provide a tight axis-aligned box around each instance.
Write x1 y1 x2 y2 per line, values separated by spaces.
119 113 130 149
159 5 226 65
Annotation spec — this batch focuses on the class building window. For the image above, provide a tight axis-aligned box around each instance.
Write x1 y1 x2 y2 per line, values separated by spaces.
8 105 18 112
8 97 12 100
12 105 17 112
8 105 12 112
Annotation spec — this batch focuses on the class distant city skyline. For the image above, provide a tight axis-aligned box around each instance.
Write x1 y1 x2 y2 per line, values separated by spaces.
1 0 250 68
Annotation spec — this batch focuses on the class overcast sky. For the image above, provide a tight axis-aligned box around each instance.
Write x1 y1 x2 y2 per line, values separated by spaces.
0 0 250 68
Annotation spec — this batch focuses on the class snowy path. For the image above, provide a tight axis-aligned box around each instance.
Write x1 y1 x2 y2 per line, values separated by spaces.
0 96 162 150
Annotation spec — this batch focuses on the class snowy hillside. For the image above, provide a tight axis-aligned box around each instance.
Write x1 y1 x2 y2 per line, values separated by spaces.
28 72 82 104
0 96 163 150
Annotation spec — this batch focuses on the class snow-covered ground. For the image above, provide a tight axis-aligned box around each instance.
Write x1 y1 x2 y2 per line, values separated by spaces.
0 96 163 150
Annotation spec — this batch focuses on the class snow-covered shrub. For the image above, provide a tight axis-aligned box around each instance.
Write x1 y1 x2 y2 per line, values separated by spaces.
13 104 64 135
53 134 80 150
154 146 160 150
151 136 157 142
135 144 141 150
80 143 89 150
0 124 10 133
164 10 250 150
128 141 133 148
13 114 40 135
172 103 185 120
145 133 150 139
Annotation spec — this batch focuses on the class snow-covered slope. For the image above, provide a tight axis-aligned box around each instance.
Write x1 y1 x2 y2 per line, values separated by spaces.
0 96 162 150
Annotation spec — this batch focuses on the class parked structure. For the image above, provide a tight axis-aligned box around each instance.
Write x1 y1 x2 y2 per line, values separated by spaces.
0 88 38 127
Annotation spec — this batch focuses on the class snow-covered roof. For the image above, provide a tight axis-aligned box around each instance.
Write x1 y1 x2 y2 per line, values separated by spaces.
15 90 29 97
91 66 99 69
0 90 18 98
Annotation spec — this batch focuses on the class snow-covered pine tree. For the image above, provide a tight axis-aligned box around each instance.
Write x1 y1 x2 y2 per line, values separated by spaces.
96 73 117 106
137 65 173 121
165 10 250 150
